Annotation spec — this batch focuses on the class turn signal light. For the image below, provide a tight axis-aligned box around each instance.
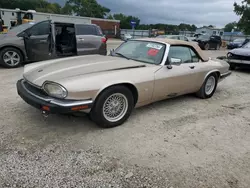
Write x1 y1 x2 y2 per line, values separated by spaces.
71 105 88 111
42 106 50 111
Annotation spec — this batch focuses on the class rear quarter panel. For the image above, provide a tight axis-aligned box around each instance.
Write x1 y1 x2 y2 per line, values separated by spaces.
198 59 229 84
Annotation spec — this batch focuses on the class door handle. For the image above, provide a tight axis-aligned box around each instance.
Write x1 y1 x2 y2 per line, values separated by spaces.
40 40 47 43
189 65 195 69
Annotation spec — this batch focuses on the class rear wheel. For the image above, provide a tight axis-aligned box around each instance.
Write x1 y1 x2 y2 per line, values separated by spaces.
204 43 209 50
196 73 218 99
216 44 220 50
90 86 134 128
0 47 23 68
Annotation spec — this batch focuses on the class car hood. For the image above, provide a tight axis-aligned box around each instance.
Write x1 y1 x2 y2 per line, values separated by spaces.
229 48 250 56
23 55 149 86
0 33 17 39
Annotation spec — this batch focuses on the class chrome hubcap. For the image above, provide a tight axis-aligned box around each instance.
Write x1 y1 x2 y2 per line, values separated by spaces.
3 51 20 66
205 76 216 95
103 93 128 122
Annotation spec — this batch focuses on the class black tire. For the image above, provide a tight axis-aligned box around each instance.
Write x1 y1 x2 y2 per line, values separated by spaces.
90 85 134 128
216 44 220 50
196 73 218 99
229 63 236 70
0 47 23 68
204 43 209 50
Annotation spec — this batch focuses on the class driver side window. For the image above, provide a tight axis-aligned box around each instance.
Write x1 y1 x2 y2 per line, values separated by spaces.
28 21 50 36
168 46 200 64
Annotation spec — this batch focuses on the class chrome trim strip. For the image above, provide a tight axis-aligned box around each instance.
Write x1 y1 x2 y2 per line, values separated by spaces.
242 60 250 65
221 71 231 77
50 99 93 107
219 71 231 82
228 59 242 64
21 80 51 102
229 59 250 65
21 80 93 107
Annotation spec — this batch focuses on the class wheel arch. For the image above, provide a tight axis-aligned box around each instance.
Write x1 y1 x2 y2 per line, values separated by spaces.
0 45 25 60
203 70 220 82
94 83 139 106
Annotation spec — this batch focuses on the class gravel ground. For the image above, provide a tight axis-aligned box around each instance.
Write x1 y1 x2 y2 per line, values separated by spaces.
0 42 250 188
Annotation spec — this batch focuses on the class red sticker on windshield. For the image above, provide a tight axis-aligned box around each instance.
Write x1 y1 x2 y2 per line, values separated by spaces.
148 49 159 56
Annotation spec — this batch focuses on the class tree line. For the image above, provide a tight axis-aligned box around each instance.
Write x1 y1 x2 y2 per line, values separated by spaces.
0 0 198 33
1 0 250 34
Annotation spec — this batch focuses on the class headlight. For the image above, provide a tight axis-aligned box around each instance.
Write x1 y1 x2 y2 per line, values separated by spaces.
43 82 67 98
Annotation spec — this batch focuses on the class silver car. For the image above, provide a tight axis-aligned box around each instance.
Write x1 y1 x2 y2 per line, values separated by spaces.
0 20 107 68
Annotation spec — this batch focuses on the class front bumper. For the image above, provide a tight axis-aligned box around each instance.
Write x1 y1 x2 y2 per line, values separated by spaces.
228 59 250 65
17 79 93 114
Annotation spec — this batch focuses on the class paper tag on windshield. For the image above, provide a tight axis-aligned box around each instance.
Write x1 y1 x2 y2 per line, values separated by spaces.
146 43 163 50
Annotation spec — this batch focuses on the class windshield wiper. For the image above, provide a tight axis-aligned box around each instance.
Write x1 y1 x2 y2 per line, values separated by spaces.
115 52 130 60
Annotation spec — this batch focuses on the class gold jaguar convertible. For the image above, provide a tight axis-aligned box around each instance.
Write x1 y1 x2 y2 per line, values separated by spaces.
17 38 231 128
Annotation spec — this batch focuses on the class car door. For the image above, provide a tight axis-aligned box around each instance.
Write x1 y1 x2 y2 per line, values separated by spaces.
24 20 53 61
209 36 219 49
75 24 101 55
153 45 204 101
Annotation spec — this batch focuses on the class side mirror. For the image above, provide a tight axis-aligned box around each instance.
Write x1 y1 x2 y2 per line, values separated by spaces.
169 57 182 65
18 31 29 38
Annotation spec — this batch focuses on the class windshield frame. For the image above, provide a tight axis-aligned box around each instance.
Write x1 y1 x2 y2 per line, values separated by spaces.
242 42 250 48
113 40 167 65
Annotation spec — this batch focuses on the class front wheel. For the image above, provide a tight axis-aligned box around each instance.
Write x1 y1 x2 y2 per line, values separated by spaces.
0 47 23 68
229 63 236 70
196 73 218 99
90 86 134 128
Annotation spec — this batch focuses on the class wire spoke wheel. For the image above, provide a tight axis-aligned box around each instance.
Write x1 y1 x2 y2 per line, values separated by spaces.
103 93 128 122
205 76 216 95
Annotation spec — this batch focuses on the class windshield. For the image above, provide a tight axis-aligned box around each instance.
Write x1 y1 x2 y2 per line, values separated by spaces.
8 22 36 34
114 40 165 65
242 42 250 48
233 38 245 43
197 35 210 40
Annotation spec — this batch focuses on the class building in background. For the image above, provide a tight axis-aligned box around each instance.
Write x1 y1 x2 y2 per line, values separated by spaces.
196 26 224 36
0 8 120 37
91 19 120 38
179 30 195 37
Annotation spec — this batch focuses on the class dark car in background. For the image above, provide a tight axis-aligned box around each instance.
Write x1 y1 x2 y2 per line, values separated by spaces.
0 20 107 68
193 35 222 50
227 38 250 49
227 42 250 70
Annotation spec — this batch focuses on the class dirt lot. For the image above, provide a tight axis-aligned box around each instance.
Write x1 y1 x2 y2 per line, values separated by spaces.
0 42 250 188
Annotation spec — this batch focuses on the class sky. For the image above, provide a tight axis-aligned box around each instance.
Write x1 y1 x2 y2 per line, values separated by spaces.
51 0 242 28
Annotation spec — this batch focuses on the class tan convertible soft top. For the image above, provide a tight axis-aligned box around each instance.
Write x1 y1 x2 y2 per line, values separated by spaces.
136 38 209 62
